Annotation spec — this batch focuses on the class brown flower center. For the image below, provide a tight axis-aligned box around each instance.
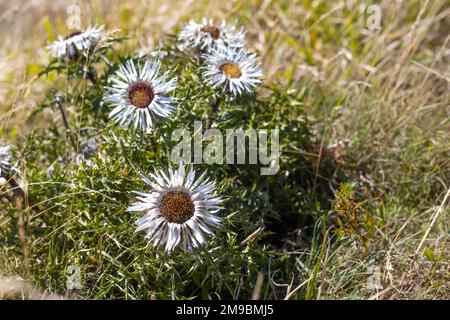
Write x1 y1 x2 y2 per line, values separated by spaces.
220 62 242 78
159 190 195 223
202 25 220 39
128 82 154 108
64 30 83 40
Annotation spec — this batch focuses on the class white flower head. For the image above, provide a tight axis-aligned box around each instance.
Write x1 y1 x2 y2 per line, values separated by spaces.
47 25 104 59
178 18 246 52
201 45 263 96
104 59 177 132
0 142 15 178
129 164 223 252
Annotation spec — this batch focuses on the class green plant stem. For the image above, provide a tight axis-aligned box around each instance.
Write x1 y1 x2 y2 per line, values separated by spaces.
207 95 224 129
54 95 77 152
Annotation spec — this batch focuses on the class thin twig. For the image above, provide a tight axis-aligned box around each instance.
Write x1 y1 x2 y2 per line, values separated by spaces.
54 93 77 151
415 188 450 253
284 277 312 300
368 284 394 300
14 196 30 278
251 272 264 300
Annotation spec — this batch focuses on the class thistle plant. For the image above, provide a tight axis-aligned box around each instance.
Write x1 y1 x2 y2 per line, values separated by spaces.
1 18 322 299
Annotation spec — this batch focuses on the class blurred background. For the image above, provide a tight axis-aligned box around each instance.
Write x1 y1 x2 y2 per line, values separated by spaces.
1 0 448 133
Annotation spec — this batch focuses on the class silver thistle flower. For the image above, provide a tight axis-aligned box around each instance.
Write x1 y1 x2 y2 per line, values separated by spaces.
104 59 177 132
201 45 263 96
178 18 245 52
47 25 104 59
129 164 223 252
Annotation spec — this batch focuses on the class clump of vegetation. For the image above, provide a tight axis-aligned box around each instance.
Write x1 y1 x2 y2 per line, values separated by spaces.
332 183 379 250
0 17 323 299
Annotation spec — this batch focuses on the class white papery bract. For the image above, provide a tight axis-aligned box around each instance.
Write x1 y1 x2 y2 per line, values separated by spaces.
178 18 246 52
48 26 104 59
104 59 177 132
0 142 15 178
129 164 223 252
201 45 263 96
